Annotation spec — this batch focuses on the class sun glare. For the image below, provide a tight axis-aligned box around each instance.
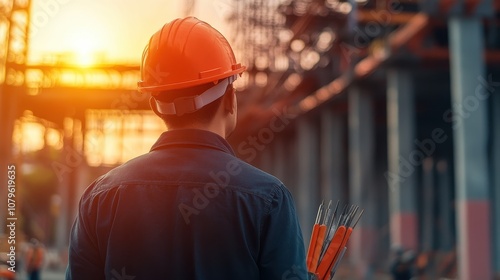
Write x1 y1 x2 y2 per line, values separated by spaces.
75 49 96 67
67 28 103 67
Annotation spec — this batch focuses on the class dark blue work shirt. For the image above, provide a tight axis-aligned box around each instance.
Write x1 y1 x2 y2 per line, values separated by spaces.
66 129 307 280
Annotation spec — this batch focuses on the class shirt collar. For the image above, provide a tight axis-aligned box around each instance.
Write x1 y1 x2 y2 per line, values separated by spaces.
150 129 235 156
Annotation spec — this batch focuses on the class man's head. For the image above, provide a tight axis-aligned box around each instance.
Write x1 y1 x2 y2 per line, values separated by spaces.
137 17 246 137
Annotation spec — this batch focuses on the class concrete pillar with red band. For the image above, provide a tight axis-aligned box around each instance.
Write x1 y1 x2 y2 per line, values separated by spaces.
297 116 321 246
492 79 500 278
347 86 378 278
320 109 347 203
386 69 419 252
448 16 492 280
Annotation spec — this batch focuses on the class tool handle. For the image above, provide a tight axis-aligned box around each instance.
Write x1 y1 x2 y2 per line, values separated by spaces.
316 226 346 279
306 224 320 272
310 225 327 272
323 228 353 280
327 246 347 280
333 228 352 265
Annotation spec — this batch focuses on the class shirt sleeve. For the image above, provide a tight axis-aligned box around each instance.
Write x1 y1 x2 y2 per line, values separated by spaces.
66 189 105 280
258 184 308 280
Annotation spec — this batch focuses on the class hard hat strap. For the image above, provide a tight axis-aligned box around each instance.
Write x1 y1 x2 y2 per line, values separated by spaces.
153 75 237 116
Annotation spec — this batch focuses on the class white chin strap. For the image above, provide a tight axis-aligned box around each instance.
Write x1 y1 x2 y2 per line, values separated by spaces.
152 75 237 116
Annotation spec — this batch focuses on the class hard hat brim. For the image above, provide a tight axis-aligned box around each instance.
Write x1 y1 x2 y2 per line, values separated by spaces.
138 66 246 93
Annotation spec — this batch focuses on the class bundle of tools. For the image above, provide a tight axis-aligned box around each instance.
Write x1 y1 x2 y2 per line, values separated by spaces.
306 201 364 280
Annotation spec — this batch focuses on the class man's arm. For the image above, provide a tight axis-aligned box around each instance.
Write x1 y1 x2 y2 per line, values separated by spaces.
258 184 308 280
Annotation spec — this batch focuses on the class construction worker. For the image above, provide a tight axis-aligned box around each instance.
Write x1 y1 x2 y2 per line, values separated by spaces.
66 17 307 279
25 238 44 280
389 246 415 280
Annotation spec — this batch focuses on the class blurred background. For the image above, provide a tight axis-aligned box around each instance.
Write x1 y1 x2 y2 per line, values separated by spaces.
0 0 499 279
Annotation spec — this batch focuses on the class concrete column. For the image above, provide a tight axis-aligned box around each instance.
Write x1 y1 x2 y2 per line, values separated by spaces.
436 160 454 251
0 88 18 234
54 118 85 249
320 108 346 202
448 17 492 280
493 86 500 277
54 137 70 250
284 132 300 199
421 159 435 255
272 136 287 182
348 87 377 278
296 116 320 245
386 69 419 252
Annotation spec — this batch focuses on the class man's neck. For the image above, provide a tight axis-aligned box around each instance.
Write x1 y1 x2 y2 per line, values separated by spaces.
167 122 226 139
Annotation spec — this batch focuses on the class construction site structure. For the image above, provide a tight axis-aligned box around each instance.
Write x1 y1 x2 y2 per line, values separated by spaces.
0 0 499 279
228 0 500 279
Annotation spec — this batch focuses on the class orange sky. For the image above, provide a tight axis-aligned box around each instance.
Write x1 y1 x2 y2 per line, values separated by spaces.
29 0 233 65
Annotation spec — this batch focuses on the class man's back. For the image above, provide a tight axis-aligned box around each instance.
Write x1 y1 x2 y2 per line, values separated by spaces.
67 129 307 280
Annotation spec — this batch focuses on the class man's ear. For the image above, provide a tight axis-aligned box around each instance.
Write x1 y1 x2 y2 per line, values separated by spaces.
223 86 235 114
150 97 164 118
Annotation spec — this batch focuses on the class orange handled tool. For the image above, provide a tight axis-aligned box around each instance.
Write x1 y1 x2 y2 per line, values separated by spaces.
310 224 327 272
332 228 352 268
326 247 347 280
307 202 324 272
315 225 346 279
306 223 320 271
323 209 364 280
323 227 352 280
306 202 363 280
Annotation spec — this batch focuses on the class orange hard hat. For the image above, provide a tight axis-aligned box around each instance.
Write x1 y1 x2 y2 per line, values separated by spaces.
138 17 246 93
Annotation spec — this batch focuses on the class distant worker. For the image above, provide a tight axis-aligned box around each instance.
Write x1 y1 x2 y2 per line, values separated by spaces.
66 17 307 279
0 253 15 280
389 247 415 280
25 238 44 280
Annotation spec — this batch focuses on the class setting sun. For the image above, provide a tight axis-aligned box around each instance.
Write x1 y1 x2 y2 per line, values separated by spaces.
73 49 96 67
66 24 105 67
28 0 184 65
